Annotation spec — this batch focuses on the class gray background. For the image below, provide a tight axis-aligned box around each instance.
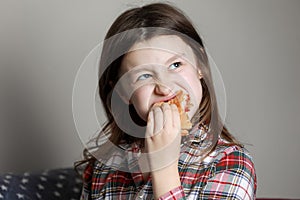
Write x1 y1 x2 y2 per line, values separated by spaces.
1 0 299 198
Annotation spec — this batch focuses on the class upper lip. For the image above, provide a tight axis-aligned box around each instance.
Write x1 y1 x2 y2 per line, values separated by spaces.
153 93 177 105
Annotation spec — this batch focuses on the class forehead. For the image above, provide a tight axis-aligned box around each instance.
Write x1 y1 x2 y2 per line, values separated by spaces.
120 35 196 74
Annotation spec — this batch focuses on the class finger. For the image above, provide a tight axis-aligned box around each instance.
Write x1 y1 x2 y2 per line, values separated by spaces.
146 109 154 138
162 103 172 131
152 106 163 135
181 130 189 136
171 104 181 131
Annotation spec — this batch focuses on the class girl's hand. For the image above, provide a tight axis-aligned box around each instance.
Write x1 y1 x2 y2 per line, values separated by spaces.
144 103 181 171
144 103 182 198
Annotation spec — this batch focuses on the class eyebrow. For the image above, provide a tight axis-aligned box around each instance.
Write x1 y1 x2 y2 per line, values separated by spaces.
165 52 186 65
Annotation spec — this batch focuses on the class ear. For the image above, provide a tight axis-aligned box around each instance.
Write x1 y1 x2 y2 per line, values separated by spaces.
198 69 203 79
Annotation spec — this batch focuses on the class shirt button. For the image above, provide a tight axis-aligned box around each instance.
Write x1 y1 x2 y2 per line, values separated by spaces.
137 191 144 199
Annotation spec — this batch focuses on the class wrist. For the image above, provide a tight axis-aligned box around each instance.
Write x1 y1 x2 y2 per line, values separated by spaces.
151 161 181 198
151 160 178 176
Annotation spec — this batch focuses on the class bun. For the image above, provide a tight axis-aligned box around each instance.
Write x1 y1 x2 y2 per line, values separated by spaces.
154 90 193 136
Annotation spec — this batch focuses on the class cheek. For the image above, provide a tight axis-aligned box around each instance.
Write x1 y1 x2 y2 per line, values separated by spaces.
189 83 203 116
183 74 203 117
130 86 152 120
192 80 203 104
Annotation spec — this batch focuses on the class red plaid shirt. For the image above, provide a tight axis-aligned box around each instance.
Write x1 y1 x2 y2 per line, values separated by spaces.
81 138 256 200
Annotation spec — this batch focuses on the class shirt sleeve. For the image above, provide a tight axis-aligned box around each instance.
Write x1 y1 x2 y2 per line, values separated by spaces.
199 147 257 200
158 146 256 200
158 185 186 200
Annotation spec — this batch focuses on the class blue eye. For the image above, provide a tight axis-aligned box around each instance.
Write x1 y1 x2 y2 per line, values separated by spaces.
137 73 152 81
169 62 182 70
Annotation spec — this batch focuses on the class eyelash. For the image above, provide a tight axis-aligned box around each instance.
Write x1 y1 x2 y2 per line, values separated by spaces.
136 61 183 81
168 61 182 70
137 73 152 81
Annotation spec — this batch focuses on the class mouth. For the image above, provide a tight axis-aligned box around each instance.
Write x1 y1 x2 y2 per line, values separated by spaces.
153 92 177 105
150 90 193 134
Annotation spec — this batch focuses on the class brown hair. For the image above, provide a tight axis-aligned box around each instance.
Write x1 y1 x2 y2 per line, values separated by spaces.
75 2 241 171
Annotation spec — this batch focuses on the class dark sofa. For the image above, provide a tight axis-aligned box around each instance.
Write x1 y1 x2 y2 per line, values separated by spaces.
0 168 82 199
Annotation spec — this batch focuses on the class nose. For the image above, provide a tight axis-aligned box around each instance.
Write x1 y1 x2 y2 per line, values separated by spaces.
154 83 172 96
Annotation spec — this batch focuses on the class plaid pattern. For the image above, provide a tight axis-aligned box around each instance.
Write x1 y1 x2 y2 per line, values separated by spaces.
81 139 256 200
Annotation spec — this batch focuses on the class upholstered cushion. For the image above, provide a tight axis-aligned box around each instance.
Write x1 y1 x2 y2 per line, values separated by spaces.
0 168 82 200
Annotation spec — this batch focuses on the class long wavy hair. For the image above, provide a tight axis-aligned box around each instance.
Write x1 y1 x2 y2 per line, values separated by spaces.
75 2 241 171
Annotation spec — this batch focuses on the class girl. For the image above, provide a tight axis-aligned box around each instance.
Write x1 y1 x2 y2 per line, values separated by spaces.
77 2 256 199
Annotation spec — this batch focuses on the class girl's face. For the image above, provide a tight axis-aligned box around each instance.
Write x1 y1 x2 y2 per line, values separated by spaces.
119 35 203 121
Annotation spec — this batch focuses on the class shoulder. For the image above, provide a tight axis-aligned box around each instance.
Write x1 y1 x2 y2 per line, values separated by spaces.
205 143 257 190
199 144 257 199
206 144 255 173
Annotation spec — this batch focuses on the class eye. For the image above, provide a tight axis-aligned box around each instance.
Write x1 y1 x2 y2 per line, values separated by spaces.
168 62 182 70
137 73 152 81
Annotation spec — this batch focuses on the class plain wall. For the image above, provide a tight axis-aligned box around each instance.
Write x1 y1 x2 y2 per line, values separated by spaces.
0 0 299 198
